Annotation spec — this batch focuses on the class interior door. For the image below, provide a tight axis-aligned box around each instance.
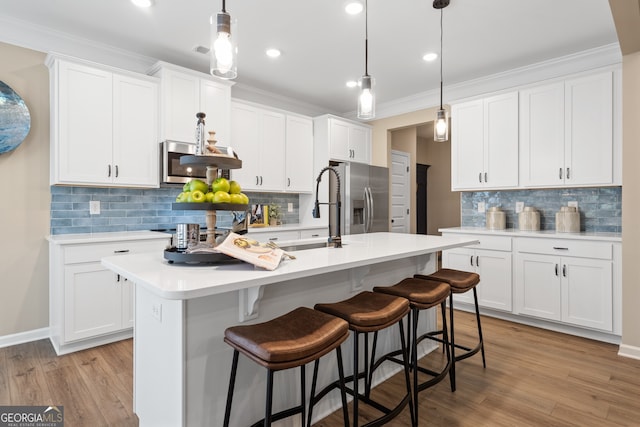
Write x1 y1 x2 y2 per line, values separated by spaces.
390 150 410 233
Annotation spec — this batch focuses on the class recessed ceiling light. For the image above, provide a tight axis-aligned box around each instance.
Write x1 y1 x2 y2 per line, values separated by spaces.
423 52 438 62
266 48 281 58
131 0 154 8
345 2 364 15
346 80 358 88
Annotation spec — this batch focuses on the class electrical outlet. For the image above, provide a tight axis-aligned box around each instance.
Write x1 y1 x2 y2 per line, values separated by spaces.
89 200 100 215
288 202 293 213
151 302 162 322
515 201 524 213
478 202 486 213
568 201 578 208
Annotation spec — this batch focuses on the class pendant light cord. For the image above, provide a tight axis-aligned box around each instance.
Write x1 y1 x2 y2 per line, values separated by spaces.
364 0 369 77
439 7 443 109
222 0 226 13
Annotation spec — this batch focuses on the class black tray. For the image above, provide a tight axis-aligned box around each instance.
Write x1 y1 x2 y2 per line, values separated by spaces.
172 202 249 211
164 247 243 265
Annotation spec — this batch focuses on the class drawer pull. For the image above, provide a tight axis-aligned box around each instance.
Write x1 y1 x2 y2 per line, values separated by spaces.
114 249 130 253
552 247 569 250
269 237 278 241
311 234 319 237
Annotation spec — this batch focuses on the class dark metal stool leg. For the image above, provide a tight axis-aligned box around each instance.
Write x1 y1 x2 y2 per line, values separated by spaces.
223 349 239 427
336 347 350 427
353 331 360 427
307 360 320 427
265 369 274 427
300 364 306 426
472 287 486 368
449 293 456 392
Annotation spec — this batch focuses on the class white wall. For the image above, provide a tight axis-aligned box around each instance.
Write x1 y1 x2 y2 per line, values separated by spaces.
0 42 50 338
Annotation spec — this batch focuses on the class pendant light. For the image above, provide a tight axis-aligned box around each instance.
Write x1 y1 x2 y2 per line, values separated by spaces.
357 0 375 119
433 0 449 142
210 0 237 79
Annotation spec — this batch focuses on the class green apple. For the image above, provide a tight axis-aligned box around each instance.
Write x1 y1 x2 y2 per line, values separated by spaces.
212 177 230 193
176 191 191 203
189 179 209 194
228 180 241 194
229 193 244 204
211 190 231 203
205 192 215 203
182 182 190 192
239 193 249 204
190 190 206 203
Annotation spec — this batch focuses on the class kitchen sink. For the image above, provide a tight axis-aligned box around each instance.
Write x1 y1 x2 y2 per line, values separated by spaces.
277 242 346 252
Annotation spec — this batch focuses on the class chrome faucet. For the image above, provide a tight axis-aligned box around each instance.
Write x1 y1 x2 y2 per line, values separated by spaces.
312 166 342 248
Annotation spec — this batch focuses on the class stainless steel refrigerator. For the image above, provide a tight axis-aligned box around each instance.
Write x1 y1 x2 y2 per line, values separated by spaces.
329 162 390 235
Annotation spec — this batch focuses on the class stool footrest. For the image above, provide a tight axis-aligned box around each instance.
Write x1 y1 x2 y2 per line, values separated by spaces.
249 405 303 427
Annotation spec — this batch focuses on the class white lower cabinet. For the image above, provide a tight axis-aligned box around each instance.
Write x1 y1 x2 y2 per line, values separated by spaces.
515 238 613 332
49 236 169 355
442 235 512 312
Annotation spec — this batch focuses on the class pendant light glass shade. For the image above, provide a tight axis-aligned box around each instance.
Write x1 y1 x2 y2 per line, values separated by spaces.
434 108 448 141
358 75 375 119
210 4 237 80
357 0 375 119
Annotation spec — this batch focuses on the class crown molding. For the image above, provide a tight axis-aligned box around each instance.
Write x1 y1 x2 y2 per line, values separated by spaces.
0 15 156 73
370 43 622 120
231 82 338 117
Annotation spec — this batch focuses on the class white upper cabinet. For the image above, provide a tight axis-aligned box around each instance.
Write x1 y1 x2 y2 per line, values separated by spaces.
150 62 233 147
451 92 519 190
321 115 371 164
48 56 159 187
520 70 615 188
230 100 312 193
285 115 314 192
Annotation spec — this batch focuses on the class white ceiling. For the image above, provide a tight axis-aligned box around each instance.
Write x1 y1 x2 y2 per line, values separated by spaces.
0 0 619 116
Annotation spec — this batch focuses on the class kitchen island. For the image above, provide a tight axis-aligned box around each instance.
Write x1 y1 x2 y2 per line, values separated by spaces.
102 232 478 427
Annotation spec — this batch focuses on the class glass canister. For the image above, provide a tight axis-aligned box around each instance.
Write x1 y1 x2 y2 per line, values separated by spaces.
518 207 540 231
486 207 506 230
556 206 580 233
195 112 206 156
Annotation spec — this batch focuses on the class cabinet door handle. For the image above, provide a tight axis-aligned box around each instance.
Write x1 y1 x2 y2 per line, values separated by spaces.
478 172 482 183
470 256 474 266
555 264 559 276
260 176 263 185
553 247 569 250
256 176 259 185
559 168 563 179
476 256 479 267
116 274 120 282
484 172 488 183
115 165 119 178
562 264 567 277
108 164 111 177
566 167 570 179
287 178 291 187
114 249 130 253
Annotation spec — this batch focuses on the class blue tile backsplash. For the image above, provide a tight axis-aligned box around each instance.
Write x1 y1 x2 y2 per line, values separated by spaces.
461 187 621 233
50 186 300 235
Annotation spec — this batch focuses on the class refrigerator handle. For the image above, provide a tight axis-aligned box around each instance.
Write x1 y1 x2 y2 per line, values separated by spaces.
366 187 374 233
363 188 369 233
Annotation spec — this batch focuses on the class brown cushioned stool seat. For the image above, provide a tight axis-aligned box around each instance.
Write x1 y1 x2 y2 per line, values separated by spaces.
373 278 452 422
314 291 415 427
415 268 486 392
223 307 351 427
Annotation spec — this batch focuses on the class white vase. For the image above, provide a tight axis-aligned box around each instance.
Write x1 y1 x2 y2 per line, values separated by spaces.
486 207 506 230
556 206 580 233
518 207 540 231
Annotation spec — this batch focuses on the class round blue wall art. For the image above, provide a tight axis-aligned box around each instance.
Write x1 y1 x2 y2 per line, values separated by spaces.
0 80 31 155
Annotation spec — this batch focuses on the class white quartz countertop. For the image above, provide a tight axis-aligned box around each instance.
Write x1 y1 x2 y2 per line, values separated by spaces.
246 224 325 234
439 227 621 242
101 232 479 300
47 230 172 245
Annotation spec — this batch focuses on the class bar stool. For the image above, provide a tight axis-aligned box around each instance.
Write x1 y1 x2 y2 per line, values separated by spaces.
223 307 350 427
415 268 484 391
372 277 452 422
314 291 413 427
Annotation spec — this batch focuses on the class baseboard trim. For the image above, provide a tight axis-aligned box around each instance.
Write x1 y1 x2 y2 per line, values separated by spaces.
0 327 50 349
618 344 640 360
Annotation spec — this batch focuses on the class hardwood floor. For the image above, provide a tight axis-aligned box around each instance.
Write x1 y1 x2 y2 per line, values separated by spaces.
2 311 640 426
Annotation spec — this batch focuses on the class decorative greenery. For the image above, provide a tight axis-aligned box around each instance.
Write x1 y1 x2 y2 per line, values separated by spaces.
269 203 282 221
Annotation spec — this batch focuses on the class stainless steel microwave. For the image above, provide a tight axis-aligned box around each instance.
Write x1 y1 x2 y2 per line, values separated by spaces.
160 141 207 185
